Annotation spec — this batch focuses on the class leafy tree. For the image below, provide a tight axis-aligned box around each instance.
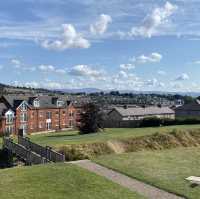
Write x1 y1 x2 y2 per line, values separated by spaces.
79 103 104 134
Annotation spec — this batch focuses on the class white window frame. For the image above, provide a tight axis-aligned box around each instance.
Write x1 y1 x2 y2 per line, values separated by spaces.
33 99 40 107
5 110 14 124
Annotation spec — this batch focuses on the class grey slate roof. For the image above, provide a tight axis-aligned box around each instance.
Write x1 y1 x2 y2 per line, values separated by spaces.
0 103 9 116
113 106 175 117
175 100 200 111
1 95 69 109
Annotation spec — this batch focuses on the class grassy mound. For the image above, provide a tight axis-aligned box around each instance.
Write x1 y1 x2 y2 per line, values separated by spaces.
0 163 145 199
58 129 200 161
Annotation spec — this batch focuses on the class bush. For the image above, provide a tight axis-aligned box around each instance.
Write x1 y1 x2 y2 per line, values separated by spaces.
140 117 162 127
0 149 13 168
140 117 200 128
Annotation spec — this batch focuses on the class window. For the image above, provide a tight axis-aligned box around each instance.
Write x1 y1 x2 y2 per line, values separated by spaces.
20 112 28 122
46 112 52 119
39 122 43 129
39 111 43 117
6 113 14 124
69 111 74 117
20 102 27 111
33 99 40 107
5 126 13 135
57 100 64 107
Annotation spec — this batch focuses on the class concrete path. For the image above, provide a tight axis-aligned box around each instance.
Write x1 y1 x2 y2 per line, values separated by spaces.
70 160 185 199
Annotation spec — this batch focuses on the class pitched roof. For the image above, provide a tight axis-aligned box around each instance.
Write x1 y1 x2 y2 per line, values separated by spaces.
0 103 8 116
175 100 200 111
113 106 174 117
2 95 69 109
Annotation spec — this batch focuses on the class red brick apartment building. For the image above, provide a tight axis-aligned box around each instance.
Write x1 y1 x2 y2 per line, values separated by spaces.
0 95 82 136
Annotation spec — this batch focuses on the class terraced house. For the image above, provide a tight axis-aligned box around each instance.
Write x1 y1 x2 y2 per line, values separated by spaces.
0 95 82 136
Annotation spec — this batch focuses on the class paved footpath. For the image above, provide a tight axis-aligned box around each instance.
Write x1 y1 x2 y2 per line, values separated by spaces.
70 160 185 199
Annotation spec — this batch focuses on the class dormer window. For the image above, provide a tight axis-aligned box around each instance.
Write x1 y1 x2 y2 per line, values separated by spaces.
5 110 14 124
57 100 64 107
20 101 28 111
33 99 40 107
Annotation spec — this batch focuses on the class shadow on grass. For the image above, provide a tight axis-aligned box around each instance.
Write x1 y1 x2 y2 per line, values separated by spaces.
46 133 78 138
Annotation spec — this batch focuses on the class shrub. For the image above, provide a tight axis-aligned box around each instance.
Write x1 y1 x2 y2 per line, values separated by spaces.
140 117 162 127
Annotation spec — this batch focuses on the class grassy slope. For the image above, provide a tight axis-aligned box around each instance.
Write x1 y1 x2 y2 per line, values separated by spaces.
95 147 200 199
27 124 200 147
0 163 145 199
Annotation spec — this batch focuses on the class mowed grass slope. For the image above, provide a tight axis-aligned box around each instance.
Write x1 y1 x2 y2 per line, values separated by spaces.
95 147 200 199
0 163 146 199
28 124 200 147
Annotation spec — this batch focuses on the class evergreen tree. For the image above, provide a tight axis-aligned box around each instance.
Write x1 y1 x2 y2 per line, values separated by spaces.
79 103 104 134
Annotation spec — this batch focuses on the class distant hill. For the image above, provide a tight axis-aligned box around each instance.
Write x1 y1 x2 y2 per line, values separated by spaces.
0 83 60 95
59 88 103 94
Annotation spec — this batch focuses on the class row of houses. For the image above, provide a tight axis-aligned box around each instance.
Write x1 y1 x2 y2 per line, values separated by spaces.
0 93 199 135
104 105 175 127
0 95 82 136
104 99 200 127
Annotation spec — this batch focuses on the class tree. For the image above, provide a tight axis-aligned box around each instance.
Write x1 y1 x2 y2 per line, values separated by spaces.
78 103 104 134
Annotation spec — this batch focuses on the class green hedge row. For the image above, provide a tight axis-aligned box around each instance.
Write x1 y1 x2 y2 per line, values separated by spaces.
140 117 200 127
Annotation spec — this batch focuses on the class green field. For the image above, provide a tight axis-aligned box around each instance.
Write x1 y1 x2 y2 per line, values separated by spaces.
95 147 200 199
27 124 200 147
0 163 145 199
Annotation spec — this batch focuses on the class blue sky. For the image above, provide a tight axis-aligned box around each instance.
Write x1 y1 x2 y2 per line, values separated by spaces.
0 0 200 92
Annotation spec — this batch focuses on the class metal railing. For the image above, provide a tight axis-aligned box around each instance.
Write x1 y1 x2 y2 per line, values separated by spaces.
3 137 48 165
18 136 65 163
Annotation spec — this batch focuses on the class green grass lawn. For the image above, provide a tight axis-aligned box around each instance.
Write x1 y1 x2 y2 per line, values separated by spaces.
0 163 146 199
27 124 200 147
95 147 200 199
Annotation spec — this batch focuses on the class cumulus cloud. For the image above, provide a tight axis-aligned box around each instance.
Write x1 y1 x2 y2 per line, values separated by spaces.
120 63 135 70
38 64 55 72
90 14 112 35
38 64 66 74
11 59 36 71
69 65 104 80
41 24 90 50
145 78 158 86
132 52 162 64
175 73 190 81
130 2 177 38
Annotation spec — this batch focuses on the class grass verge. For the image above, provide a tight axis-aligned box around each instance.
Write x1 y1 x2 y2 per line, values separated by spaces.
0 163 146 199
95 147 200 199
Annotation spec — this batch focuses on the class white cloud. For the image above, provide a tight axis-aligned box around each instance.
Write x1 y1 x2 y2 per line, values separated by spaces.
38 64 66 74
24 81 40 88
175 73 190 81
55 68 66 74
130 2 177 38
11 59 21 68
145 78 158 86
38 64 55 72
41 24 90 50
120 63 135 70
90 14 112 35
132 52 162 64
69 65 103 79
157 70 166 75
